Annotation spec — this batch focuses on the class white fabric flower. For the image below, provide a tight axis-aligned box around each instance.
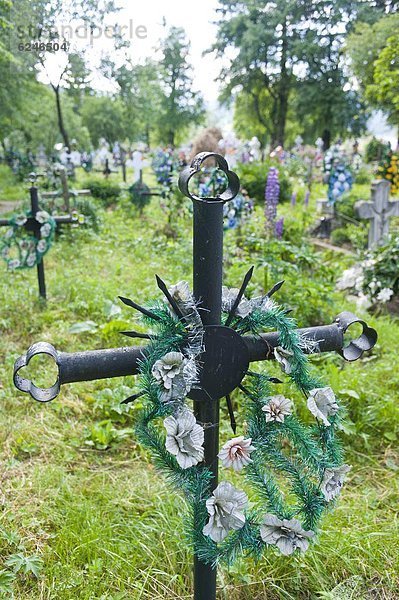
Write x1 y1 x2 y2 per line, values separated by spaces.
5 228 14 239
36 239 47 253
8 258 20 270
260 514 314 555
274 346 293 374
248 295 276 313
152 351 196 401
218 436 256 471
307 387 339 427
169 280 192 304
262 395 293 423
40 223 52 238
26 253 36 267
35 210 50 224
221 286 252 318
15 214 27 226
164 408 204 469
336 266 363 291
376 288 394 303
1 247 9 258
321 464 351 502
355 293 372 311
203 481 248 542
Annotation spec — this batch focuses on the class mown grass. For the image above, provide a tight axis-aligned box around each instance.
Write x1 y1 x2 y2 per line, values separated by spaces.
0 166 398 599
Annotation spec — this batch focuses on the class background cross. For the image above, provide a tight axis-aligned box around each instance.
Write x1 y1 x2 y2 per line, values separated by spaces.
41 166 91 213
356 179 399 248
12 154 377 599
0 174 80 299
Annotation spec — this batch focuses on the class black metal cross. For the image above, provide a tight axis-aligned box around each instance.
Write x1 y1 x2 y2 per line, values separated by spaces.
13 153 377 599
0 174 80 300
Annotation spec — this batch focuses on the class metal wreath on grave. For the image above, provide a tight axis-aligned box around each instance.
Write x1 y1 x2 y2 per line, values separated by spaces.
13 153 378 600
0 173 81 299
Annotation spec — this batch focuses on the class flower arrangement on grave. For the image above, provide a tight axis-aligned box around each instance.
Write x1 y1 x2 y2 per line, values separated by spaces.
192 167 254 230
327 165 353 204
223 190 254 230
323 144 353 204
0 210 56 270
336 236 399 310
376 152 399 196
119 278 350 565
152 148 179 192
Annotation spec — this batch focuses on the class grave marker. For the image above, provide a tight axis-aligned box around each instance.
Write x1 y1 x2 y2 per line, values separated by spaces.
13 154 377 599
355 180 399 248
0 174 80 299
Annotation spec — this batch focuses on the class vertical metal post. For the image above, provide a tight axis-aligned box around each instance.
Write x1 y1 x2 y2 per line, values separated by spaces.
192 199 223 600
30 185 46 300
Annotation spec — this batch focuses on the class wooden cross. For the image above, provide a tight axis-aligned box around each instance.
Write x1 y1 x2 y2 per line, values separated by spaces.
0 175 80 299
355 179 399 248
41 166 91 213
12 154 377 599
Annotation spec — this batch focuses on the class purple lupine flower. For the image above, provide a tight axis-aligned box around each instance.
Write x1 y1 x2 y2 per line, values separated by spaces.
304 190 310 206
275 217 284 239
291 192 297 206
265 167 280 233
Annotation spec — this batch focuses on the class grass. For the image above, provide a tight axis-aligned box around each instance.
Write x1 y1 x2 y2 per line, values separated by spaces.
0 165 398 599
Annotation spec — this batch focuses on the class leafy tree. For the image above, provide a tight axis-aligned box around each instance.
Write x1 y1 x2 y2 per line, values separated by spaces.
373 34 399 126
101 58 162 145
346 14 399 140
81 95 126 147
156 25 205 147
7 0 121 149
210 0 383 148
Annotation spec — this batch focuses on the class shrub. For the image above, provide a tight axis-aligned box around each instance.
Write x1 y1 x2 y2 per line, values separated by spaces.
331 227 351 246
85 179 121 207
365 137 391 163
236 161 292 204
354 166 372 185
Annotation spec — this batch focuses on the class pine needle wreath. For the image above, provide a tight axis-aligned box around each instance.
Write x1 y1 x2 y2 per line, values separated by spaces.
0 210 56 270
120 277 350 566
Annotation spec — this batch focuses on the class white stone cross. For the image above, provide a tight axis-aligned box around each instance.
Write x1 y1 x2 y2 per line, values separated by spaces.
355 180 399 248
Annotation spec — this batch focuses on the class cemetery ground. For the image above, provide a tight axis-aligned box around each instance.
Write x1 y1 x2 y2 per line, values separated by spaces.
0 166 398 600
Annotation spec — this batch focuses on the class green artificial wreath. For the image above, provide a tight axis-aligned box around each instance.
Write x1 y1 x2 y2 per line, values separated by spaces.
123 279 350 566
0 210 56 270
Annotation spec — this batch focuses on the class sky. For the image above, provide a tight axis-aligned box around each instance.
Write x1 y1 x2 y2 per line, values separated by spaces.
118 0 223 103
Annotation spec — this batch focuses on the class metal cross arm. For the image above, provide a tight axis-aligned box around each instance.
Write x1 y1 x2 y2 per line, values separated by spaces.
13 311 377 404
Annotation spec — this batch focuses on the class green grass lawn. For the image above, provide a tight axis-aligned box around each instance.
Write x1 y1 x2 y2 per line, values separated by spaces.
0 166 398 599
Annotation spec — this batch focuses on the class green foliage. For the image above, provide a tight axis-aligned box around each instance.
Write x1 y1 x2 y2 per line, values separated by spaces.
361 236 399 299
84 420 132 450
85 179 121 207
81 95 126 147
5 553 43 578
365 137 391 163
211 0 379 147
330 227 351 246
346 13 399 128
354 165 372 185
236 161 292 204
156 25 205 146
72 196 101 232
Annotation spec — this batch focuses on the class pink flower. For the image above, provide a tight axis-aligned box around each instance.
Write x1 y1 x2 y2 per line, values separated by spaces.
218 436 256 471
